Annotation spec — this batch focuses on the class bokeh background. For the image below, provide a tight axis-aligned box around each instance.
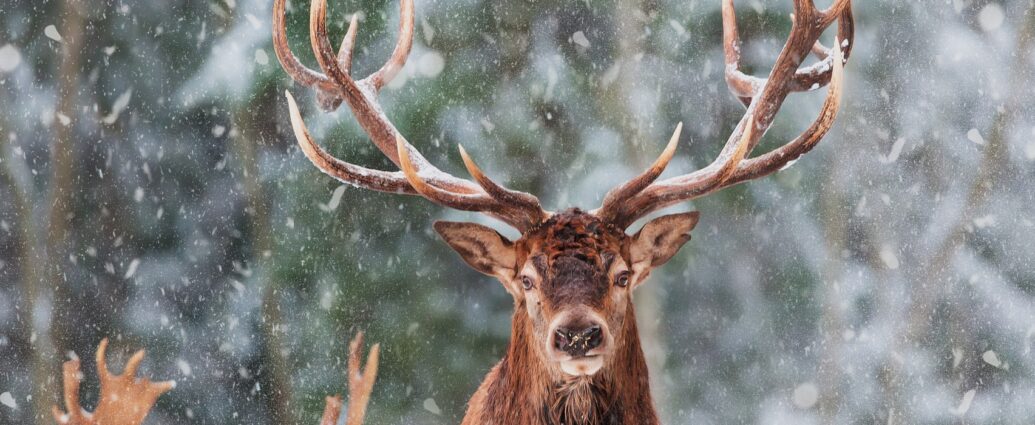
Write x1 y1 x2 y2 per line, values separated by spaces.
2 0 1035 423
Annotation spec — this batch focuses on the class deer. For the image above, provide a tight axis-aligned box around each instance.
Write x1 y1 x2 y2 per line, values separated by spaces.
43 1 850 424
272 0 853 423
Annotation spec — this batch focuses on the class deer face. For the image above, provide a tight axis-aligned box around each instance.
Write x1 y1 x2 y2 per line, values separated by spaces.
435 209 699 377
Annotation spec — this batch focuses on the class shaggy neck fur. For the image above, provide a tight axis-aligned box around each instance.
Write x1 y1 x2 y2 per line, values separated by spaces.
462 301 659 425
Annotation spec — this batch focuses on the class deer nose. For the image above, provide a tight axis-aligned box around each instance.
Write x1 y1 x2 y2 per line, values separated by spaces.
553 325 603 357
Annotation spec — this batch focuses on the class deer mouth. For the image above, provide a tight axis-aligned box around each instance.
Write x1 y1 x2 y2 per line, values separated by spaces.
559 355 604 376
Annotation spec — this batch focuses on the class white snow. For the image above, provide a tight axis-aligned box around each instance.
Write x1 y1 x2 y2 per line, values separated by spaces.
571 31 591 48
0 392 16 409
792 382 818 409
44 25 63 42
102 88 133 125
966 128 985 146
254 49 269 65
480 118 495 133
1026 325 1035 355
0 44 22 72
982 350 1002 368
418 51 445 77
973 215 996 229
668 19 686 36
123 258 140 279
950 389 976 416
421 18 435 44
177 359 193 376
879 245 900 270
319 185 347 212
978 4 1005 33
879 137 906 164
423 398 441 415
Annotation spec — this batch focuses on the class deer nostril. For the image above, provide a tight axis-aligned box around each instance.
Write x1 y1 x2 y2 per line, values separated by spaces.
583 326 602 351
554 325 604 357
554 328 571 352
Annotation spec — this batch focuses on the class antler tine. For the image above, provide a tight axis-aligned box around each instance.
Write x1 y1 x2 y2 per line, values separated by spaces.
319 396 344 425
723 0 854 105
366 0 415 91
459 145 547 224
729 39 845 184
819 0 852 25
273 0 331 89
286 91 418 194
338 14 360 74
278 0 548 231
346 332 380 425
318 333 382 425
52 359 83 424
811 41 830 60
95 337 111 380
600 0 851 228
295 0 466 181
595 123 682 222
722 0 760 104
616 41 845 227
310 0 362 97
398 137 541 230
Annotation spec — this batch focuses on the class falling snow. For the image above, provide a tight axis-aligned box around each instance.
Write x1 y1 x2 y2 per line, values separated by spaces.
44 25 63 42
1 1 1034 424
0 392 15 410
0 45 21 72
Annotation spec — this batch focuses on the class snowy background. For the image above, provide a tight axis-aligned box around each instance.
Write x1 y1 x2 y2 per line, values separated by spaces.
2 0 1035 423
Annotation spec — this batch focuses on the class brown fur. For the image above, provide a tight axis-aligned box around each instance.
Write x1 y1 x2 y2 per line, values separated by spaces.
463 300 658 425
461 210 661 425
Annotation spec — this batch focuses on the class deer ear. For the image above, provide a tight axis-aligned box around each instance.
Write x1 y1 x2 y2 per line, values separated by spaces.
629 212 700 269
434 221 517 278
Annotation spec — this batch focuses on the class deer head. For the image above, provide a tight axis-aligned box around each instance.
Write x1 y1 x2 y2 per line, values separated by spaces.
274 0 852 422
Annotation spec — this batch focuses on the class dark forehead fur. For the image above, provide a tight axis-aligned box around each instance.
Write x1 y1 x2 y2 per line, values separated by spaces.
521 208 626 263
520 209 626 307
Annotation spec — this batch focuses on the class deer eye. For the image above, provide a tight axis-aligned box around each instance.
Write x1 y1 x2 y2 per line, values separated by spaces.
615 271 631 288
520 276 535 291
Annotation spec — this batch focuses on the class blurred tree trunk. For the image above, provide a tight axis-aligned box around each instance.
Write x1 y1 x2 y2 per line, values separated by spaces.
814 165 849 422
232 107 295 425
39 0 86 423
1 131 51 424
884 6 1035 420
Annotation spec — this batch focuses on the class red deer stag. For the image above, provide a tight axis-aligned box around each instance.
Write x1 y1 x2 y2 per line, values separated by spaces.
274 0 853 423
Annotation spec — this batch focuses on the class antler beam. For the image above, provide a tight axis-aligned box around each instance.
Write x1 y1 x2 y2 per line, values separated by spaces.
274 0 548 231
596 0 853 228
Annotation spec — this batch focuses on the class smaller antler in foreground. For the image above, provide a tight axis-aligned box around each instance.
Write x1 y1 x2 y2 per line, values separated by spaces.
52 339 175 425
320 332 380 425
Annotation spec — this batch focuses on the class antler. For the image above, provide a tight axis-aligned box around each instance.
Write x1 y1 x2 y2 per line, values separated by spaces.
319 332 380 425
52 339 175 425
274 0 548 231
596 0 853 228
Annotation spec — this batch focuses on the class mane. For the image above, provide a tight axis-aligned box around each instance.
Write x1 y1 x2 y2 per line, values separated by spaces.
549 374 617 425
